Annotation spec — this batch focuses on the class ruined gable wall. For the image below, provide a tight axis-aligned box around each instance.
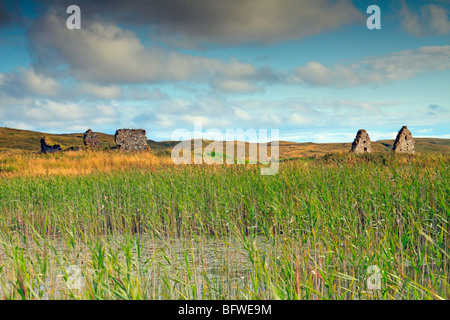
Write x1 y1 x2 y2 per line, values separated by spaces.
114 129 149 151
350 129 372 153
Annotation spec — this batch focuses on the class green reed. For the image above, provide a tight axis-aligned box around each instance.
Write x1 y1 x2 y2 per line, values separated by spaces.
0 152 448 299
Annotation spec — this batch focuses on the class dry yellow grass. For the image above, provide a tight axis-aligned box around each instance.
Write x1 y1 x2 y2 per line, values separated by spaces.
0 150 173 177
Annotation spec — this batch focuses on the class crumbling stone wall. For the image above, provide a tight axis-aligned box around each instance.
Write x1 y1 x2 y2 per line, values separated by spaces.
114 129 149 151
83 129 99 148
40 137 62 153
393 126 415 153
350 129 372 153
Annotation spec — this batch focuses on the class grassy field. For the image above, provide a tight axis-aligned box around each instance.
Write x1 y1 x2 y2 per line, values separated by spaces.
0 150 448 300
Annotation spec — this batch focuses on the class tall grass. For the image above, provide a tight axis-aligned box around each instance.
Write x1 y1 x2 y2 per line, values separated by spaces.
0 151 448 299
0 150 173 177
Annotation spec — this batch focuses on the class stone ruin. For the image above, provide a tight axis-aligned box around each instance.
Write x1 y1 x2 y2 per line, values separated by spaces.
83 129 99 148
40 136 62 153
350 129 372 153
114 129 149 151
393 126 415 153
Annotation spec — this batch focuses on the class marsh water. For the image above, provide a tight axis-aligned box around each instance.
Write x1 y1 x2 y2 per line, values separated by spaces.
0 233 445 299
0 234 279 299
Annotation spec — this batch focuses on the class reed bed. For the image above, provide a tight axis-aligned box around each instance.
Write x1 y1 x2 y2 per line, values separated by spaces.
0 151 448 299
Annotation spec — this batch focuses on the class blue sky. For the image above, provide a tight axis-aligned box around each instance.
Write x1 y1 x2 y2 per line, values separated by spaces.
0 0 449 142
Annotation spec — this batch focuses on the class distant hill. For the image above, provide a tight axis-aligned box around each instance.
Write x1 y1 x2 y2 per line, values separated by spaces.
0 127 116 151
1 127 449 159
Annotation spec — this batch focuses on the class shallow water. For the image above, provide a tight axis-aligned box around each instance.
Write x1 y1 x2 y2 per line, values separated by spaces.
0 233 276 299
0 232 446 299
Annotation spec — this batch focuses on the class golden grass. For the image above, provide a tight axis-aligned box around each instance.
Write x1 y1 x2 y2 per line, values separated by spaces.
0 150 174 177
1 148 448 178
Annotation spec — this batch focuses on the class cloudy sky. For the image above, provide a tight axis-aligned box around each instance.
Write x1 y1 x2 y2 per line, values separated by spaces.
0 0 449 142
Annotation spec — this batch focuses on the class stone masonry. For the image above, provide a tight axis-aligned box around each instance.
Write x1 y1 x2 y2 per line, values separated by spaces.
40 137 62 153
392 126 415 153
114 129 149 151
350 129 372 153
83 129 100 148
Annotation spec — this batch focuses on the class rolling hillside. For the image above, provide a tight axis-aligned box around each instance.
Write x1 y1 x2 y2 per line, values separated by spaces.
0 127 116 151
1 127 449 159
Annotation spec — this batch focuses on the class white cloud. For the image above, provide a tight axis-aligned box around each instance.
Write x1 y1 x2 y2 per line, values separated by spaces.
0 67 125 100
293 46 450 87
17 99 117 122
126 87 168 101
28 13 268 92
0 98 119 132
289 114 311 126
417 129 433 134
233 107 252 121
213 80 263 94
22 68 60 96
401 2 450 36
293 61 360 87
76 83 122 99
281 132 356 143
0 67 60 97
369 131 398 141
